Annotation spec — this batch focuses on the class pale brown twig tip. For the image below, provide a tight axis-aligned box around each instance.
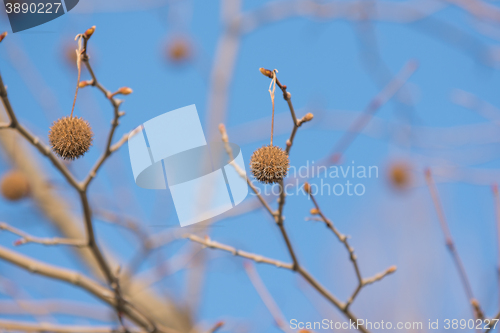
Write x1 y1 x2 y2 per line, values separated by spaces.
0 32 7 43
218 123 226 133
387 265 397 274
492 183 498 195
304 182 311 194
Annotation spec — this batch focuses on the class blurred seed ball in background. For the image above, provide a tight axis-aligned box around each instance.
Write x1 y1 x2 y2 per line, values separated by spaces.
49 116 94 160
387 161 412 190
165 35 192 65
1 170 30 201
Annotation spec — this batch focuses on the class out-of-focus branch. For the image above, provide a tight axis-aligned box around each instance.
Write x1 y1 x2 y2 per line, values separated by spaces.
244 262 293 333
0 222 86 247
205 321 224 333
0 245 160 332
425 169 483 320
493 184 500 306
0 299 113 321
0 319 144 333
327 60 418 164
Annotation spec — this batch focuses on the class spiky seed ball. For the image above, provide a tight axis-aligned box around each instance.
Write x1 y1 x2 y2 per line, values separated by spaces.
250 145 290 184
49 116 93 160
1 170 30 201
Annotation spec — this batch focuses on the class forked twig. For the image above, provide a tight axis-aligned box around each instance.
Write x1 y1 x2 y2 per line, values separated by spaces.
305 185 396 310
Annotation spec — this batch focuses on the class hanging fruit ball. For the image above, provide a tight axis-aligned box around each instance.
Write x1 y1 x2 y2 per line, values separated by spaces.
166 37 191 63
388 161 412 190
250 145 290 184
1 170 30 201
49 116 93 160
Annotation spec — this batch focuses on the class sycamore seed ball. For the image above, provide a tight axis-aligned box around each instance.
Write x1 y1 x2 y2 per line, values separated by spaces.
250 145 290 184
1 170 30 201
49 116 93 160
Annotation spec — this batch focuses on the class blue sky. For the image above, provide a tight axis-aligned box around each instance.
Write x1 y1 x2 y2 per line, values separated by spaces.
1 1 500 332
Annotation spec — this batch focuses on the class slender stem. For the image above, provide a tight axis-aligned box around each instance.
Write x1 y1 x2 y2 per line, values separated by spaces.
245 263 292 333
185 234 293 270
425 169 481 319
0 222 86 247
70 45 82 118
493 184 500 306
0 319 145 333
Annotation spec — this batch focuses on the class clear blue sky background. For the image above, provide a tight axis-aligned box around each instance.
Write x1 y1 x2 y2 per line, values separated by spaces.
1 1 500 332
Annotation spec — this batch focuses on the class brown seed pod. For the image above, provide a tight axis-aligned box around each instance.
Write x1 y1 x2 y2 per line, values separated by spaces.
49 116 93 160
388 162 412 190
250 145 289 184
1 170 30 201
167 37 191 63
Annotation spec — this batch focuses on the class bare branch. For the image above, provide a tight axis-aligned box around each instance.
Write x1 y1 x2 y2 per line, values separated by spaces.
305 185 396 310
185 234 293 270
244 262 293 333
327 60 418 163
425 169 483 320
0 245 159 332
0 319 144 333
0 222 86 247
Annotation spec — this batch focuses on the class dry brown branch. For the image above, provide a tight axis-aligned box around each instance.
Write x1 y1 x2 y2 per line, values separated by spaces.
0 29 191 333
305 185 396 310
185 234 293 270
0 222 86 247
0 244 162 332
425 169 483 320
0 299 112 321
0 319 145 333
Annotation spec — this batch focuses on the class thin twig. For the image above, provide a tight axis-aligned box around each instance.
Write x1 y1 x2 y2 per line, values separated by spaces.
0 222 86 247
205 321 224 333
185 234 293 270
306 187 396 310
244 262 293 333
494 184 500 307
425 169 482 320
